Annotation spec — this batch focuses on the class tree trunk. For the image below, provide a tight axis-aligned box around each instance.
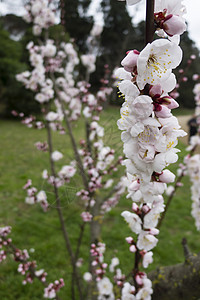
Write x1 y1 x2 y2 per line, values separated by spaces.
90 196 102 244
149 252 200 300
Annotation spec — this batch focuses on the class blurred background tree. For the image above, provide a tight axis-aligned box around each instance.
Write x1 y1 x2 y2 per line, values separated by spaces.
0 17 40 117
0 0 200 117
63 0 93 51
177 30 200 108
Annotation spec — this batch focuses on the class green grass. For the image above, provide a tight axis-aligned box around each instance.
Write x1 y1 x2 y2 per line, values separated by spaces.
0 106 199 299
172 107 194 116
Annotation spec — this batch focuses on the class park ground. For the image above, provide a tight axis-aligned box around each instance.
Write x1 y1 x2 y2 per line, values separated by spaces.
0 106 199 299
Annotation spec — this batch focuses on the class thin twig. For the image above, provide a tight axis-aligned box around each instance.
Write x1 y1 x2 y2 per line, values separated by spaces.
157 172 184 229
86 120 92 155
46 119 83 299
51 76 89 190
158 145 197 229
182 237 192 263
2 236 61 300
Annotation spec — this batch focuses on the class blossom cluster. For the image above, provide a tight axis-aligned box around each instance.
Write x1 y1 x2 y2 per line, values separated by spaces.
0 226 64 299
186 82 200 151
0 226 12 262
15 2 131 298
44 278 65 299
86 243 125 299
116 0 187 298
23 0 56 36
185 80 200 230
16 0 128 228
186 154 200 230
23 179 49 211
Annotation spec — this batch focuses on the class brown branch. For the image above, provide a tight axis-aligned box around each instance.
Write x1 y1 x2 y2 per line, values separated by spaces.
46 119 83 300
61 104 89 190
157 171 184 229
145 0 155 45
158 145 197 229
86 120 92 155
182 237 192 263
51 76 89 191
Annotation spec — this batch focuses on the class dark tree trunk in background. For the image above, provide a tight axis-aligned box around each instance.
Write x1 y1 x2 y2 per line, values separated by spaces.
63 0 93 51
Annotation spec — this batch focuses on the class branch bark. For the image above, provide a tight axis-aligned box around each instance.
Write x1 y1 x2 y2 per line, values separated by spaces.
149 251 200 300
145 0 155 44
46 119 83 300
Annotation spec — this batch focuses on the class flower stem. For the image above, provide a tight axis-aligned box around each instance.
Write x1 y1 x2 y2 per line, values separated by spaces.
145 0 155 45
46 117 83 299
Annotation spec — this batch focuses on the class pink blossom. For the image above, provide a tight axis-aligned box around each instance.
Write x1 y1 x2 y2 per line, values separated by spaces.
193 74 199 81
137 231 158 251
137 39 182 89
121 50 139 73
154 105 172 118
143 251 153 268
121 211 142 234
130 245 137 253
159 169 175 183
109 257 119 272
121 282 136 300
23 179 32 190
83 272 92 281
125 236 134 244
167 98 179 109
81 212 93 222
162 15 186 37
51 151 63 161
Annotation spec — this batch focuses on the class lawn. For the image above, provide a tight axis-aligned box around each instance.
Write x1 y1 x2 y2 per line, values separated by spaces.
0 105 199 299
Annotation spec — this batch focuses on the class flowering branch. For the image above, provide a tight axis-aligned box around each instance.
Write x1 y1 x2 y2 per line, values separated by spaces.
114 0 187 298
0 227 63 300
45 116 83 299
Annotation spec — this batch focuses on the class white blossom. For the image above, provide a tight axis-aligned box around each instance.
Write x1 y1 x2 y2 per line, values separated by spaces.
51 151 63 161
137 39 182 90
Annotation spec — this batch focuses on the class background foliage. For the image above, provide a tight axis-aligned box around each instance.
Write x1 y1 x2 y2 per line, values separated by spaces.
0 2 200 116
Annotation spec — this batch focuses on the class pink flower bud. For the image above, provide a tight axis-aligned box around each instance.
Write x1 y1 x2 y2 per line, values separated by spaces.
170 91 180 99
96 269 103 275
163 15 186 36
102 263 108 269
155 105 172 118
190 54 196 60
176 182 183 187
132 203 139 212
117 280 123 287
135 274 143 285
149 228 159 235
121 50 139 73
193 74 199 81
129 245 137 253
129 180 140 191
182 77 188 82
126 236 134 244
159 169 175 183
167 98 179 109
149 84 162 98
142 205 150 214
